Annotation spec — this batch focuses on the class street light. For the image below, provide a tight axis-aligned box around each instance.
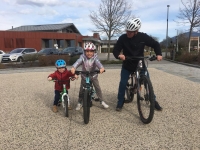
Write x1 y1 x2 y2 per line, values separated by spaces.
175 29 178 52
165 5 170 58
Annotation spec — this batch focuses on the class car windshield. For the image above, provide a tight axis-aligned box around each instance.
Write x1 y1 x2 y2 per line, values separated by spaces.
10 48 24 54
63 47 75 52
38 49 50 53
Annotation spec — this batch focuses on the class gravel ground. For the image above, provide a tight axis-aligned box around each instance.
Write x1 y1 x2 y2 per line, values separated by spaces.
0 66 200 150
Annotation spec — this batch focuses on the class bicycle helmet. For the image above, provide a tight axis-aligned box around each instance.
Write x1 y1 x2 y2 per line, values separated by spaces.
55 59 66 68
84 42 96 51
126 18 141 31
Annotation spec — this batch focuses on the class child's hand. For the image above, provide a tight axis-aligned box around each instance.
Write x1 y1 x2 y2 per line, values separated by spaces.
74 74 79 79
71 67 76 74
48 77 52 81
100 68 105 74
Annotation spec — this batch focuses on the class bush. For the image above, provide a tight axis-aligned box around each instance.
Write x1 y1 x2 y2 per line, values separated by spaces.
0 63 6 69
38 55 70 66
69 55 80 65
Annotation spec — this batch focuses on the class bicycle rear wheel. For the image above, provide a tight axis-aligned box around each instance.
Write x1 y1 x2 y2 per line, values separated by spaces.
137 75 154 124
83 89 90 124
64 95 69 117
125 75 135 103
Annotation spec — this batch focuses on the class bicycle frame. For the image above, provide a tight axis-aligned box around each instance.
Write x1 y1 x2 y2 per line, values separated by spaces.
60 84 69 108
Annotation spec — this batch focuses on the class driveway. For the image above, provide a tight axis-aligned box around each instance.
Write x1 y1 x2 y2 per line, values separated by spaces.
0 60 200 149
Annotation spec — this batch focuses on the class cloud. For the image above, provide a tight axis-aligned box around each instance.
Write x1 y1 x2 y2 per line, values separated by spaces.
16 0 64 7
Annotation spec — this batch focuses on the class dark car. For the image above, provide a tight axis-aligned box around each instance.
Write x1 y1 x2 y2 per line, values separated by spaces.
61 47 83 56
37 48 60 56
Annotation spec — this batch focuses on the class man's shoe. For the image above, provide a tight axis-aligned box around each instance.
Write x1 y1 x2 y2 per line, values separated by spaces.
155 101 163 111
116 107 122 111
124 99 133 103
75 103 82 110
52 105 58 113
101 101 109 108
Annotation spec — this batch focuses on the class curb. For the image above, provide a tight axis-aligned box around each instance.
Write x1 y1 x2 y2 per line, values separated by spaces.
163 58 200 69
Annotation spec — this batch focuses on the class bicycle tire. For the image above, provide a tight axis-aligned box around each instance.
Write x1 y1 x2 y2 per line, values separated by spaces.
125 75 135 103
83 89 90 124
64 95 69 117
137 75 154 124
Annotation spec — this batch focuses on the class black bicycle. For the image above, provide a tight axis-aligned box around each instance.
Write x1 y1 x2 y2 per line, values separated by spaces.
75 70 104 124
125 55 157 124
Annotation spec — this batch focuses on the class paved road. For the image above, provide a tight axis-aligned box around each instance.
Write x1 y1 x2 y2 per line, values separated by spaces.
0 59 200 150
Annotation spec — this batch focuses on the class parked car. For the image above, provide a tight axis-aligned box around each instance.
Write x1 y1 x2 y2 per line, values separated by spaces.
37 48 60 56
0 50 6 63
1 48 37 62
61 47 83 56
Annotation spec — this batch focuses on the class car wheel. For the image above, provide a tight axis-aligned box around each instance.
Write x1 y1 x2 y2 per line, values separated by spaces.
17 57 23 62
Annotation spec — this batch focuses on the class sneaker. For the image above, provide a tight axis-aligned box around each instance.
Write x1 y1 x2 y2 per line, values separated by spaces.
52 105 58 113
101 101 109 108
68 105 72 110
116 107 122 111
75 103 82 110
155 101 163 111
116 104 123 111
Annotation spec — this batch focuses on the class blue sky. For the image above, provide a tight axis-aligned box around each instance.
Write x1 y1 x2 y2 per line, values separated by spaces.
0 0 191 42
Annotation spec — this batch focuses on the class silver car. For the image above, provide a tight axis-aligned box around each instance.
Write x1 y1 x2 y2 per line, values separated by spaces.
0 50 6 63
2 48 37 62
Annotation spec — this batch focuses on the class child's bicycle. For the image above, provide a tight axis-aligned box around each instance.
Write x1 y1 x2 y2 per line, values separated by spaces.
75 70 104 124
125 55 157 124
51 78 75 117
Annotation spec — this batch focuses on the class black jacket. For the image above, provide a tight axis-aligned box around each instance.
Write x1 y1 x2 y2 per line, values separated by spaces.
113 32 162 71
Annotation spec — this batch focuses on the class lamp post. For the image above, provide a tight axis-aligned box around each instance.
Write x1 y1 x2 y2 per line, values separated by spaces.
165 5 170 58
175 29 178 52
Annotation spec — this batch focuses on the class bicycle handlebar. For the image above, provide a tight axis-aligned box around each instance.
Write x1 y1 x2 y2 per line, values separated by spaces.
75 70 105 75
126 55 157 61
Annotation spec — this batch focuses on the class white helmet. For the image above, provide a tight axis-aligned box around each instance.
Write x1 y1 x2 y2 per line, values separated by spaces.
84 42 96 51
126 18 141 31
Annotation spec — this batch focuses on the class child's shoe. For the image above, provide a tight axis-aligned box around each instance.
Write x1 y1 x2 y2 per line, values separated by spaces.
101 101 109 109
52 105 58 113
68 105 72 110
75 103 82 110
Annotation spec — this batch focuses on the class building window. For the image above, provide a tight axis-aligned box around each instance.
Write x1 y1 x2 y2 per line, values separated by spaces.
4 38 14 48
16 38 25 48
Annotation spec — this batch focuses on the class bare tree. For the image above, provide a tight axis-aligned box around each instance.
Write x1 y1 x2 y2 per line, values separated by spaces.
177 0 200 52
89 0 132 60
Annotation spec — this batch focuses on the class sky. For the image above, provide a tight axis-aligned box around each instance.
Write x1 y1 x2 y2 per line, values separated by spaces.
0 0 192 42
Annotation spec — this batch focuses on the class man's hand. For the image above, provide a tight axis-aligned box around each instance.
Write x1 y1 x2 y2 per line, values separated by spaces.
48 77 52 81
100 68 105 74
71 67 75 74
156 55 162 61
118 54 125 60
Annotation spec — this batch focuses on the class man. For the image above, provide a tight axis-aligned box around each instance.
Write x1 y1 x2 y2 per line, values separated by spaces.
113 18 163 111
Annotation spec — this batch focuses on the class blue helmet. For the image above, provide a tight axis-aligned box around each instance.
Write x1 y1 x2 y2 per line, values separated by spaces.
55 59 66 68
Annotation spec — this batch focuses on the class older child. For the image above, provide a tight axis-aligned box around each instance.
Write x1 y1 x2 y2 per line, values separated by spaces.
71 42 109 110
48 59 76 113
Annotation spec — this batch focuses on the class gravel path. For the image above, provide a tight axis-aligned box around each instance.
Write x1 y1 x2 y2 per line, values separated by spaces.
0 65 200 149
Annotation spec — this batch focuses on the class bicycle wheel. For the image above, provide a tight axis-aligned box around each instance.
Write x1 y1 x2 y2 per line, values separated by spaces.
63 95 69 117
125 75 135 103
137 75 154 124
83 89 90 124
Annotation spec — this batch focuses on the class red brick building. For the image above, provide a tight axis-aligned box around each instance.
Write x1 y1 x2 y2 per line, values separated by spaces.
0 23 102 52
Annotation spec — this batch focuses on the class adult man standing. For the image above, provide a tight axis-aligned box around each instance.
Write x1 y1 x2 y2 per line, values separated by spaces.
113 18 163 111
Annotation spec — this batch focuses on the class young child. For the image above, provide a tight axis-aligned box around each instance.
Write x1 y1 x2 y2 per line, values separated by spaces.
71 42 109 110
48 59 76 113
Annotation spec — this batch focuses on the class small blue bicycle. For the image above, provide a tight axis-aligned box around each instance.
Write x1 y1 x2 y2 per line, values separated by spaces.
75 70 104 124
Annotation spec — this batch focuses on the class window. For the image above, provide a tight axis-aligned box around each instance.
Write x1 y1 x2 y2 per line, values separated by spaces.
16 38 25 48
4 38 14 48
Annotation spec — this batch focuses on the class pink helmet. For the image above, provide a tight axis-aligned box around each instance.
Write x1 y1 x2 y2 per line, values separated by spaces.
84 42 96 51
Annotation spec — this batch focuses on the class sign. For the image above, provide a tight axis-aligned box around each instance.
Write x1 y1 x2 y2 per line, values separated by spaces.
190 37 199 41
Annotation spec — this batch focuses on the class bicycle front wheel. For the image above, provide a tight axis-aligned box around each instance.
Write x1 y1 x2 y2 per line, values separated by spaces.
83 89 90 124
64 95 69 117
137 75 155 124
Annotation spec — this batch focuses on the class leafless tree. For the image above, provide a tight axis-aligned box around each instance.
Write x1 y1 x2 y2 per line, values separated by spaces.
89 0 133 60
177 0 200 52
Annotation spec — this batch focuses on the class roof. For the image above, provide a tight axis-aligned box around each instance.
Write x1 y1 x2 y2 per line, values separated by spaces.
7 23 81 34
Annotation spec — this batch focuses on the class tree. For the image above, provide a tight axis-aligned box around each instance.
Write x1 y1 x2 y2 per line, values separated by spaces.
89 0 133 60
177 0 200 52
